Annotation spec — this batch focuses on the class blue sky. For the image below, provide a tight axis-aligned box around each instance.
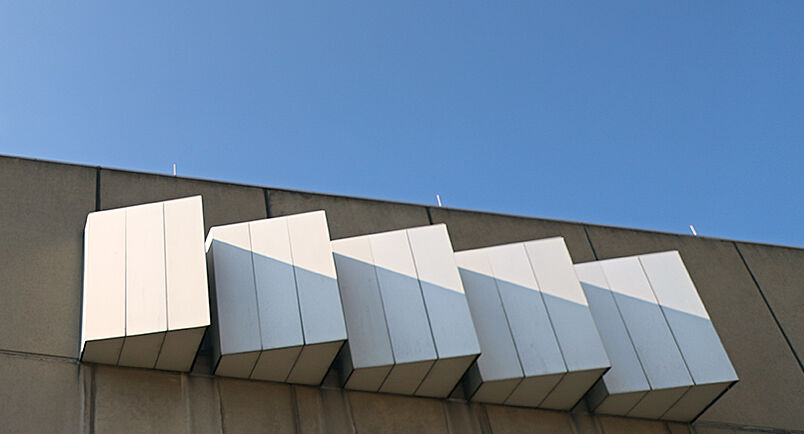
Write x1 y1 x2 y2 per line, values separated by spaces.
2 2 802 246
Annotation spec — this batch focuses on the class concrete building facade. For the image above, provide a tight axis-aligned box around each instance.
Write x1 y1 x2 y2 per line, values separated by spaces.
0 154 802 433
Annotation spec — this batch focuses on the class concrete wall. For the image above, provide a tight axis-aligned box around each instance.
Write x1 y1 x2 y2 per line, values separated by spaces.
1 155 801 433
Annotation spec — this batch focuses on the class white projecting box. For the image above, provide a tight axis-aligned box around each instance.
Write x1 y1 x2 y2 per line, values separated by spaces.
81 196 210 372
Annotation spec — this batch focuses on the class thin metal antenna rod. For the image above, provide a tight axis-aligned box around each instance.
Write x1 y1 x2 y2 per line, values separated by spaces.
689 225 698 236
436 194 442 207
172 163 176 176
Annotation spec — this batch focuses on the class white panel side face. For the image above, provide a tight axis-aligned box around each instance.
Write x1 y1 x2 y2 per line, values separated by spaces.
287 211 347 344
639 251 738 384
82 209 126 345
574 262 650 395
125 202 167 336
407 225 481 359
207 223 262 356
249 218 304 351
487 243 565 377
163 196 209 331
369 230 436 364
455 250 523 383
524 238 609 372
331 236 394 369
598 257 693 390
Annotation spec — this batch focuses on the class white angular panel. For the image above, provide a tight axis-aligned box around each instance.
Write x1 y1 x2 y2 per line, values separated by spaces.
158 196 211 372
81 209 126 365
457 238 609 410
333 224 480 398
81 196 210 371
575 262 650 415
523 238 610 409
331 235 394 391
207 210 346 385
638 251 738 421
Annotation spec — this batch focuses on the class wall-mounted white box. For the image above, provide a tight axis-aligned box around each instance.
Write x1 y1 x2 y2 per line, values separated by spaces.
638 251 738 421
332 224 481 398
456 237 610 410
206 210 347 385
80 196 210 372
577 251 737 422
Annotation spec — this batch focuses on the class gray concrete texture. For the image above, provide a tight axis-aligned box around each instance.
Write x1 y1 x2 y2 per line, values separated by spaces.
0 155 802 433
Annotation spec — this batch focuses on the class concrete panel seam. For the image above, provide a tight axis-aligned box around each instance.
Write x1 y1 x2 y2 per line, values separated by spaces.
95 167 102 211
0 348 79 364
734 242 804 374
426 207 434 225
583 226 600 261
263 188 271 218
214 378 226 434
290 386 302 434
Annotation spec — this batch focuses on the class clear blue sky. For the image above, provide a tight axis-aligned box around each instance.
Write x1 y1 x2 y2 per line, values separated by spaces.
2 2 802 246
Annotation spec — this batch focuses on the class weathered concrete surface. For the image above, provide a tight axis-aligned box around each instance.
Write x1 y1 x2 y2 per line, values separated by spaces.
0 353 84 433
217 377 296 433
595 415 672 434
585 226 804 432
346 390 450 433
99 169 267 232
735 242 804 367
93 365 188 433
267 190 431 239
0 157 95 358
483 404 577 433
428 207 597 263
293 385 357 434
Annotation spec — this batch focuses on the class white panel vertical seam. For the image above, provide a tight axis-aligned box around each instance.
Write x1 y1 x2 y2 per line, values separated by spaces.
406 229 441 396
598 261 654 411
522 245 569 374
115 210 128 366
280 218 306 381
371 235 401 390
246 223 262 379
153 203 169 368
638 258 695 385
485 250 524 403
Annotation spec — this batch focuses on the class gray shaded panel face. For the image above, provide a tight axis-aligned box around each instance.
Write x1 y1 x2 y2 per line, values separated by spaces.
331 237 394 373
627 386 689 419
251 346 303 382
380 360 434 395
456 250 523 385
415 354 477 398
369 230 436 366
540 368 608 410
471 378 522 404
639 251 738 385
597 257 693 391
249 218 304 351
286 211 347 345
505 373 564 407
662 381 731 422
206 224 261 357
524 238 609 373
155 327 206 372
407 224 481 360
119 332 165 369
215 351 260 378
344 365 393 392
287 341 344 385
0 158 95 359
82 338 125 365
575 262 650 398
